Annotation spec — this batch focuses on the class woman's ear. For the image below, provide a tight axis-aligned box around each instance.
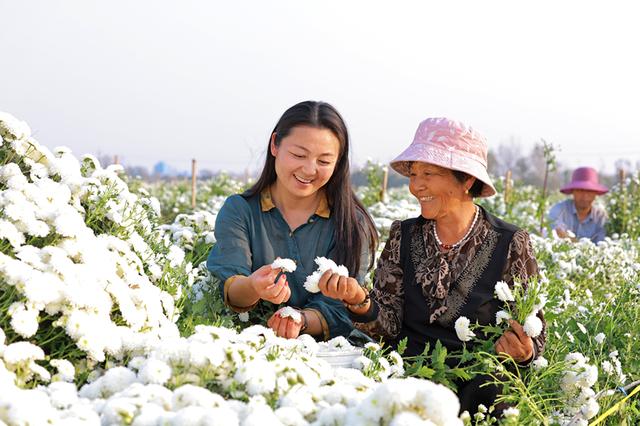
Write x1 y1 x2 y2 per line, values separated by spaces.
466 176 477 194
270 133 278 157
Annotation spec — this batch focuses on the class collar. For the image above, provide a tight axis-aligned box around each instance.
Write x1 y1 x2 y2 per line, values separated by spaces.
260 187 330 218
570 200 593 223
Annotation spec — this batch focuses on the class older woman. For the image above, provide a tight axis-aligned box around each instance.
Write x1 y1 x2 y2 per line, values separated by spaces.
318 117 545 413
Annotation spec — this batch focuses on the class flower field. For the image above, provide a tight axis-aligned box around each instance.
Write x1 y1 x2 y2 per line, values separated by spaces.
1 112 640 425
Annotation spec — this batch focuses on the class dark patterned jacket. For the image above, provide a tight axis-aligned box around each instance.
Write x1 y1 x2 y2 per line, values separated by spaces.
351 206 546 359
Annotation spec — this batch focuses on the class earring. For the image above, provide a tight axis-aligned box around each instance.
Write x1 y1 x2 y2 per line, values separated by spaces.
465 189 469 194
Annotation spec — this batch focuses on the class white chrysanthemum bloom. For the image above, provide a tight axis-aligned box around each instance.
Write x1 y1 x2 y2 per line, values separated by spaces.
166 245 185 267
0 111 32 140
50 359 75 382
364 342 381 352
575 364 598 388
303 270 322 293
278 387 318 417
138 358 172 385
353 355 373 370
297 333 319 354
304 257 350 293
29 360 52 382
234 359 276 395
271 258 297 273
565 352 587 365
350 377 462 425
532 356 549 370
95 366 138 397
2 341 45 366
238 312 250 322
0 219 25 248
276 306 302 323
601 360 614 375
523 314 543 338
389 411 429 426
454 316 475 342
9 303 39 338
45 381 79 409
388 352 405 377
502 407 520 419
594 333 606 344
494 281 515 302
172 384 226 409
204 232 216 244
275 406 308 426
314 257 345 275
327 336 352 350
580 397 600 419
495 310 511 325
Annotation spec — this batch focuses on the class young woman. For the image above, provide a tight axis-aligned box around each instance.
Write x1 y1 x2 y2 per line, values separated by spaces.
206 101 378 340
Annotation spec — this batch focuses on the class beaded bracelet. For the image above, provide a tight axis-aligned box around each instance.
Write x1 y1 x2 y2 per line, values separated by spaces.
344 288 371 310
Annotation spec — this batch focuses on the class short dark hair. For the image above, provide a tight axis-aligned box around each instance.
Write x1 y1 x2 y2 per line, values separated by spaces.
245 101 378 275
451 170 484 198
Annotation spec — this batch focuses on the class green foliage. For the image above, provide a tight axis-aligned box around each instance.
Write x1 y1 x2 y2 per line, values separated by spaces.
359 160 388 207
606 171 640 239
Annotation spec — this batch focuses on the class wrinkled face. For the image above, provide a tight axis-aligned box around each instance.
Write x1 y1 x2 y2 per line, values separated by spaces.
271 126 340 199
409 162 469 220
572 189 598 211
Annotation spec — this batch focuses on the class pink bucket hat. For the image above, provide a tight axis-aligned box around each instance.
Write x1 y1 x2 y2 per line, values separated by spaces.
560 167 608 195
390 117 496 197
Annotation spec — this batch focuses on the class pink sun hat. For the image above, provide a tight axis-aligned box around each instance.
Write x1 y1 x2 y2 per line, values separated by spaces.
560 167 608 195
390 117 496 197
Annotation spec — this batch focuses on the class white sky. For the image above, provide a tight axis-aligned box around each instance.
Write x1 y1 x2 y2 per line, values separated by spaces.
2 0 639 175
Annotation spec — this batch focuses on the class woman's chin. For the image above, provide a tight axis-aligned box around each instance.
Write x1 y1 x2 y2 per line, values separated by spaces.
287 182 318 198
420 210 437 220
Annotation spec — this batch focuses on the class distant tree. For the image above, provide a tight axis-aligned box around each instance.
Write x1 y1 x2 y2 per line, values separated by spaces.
488 136 524 177
125 165 149 179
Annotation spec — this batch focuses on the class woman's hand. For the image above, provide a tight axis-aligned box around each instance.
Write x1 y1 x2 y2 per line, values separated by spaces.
317 270 364 305
248 264 291 305
495 319 534 363
267 311 303 339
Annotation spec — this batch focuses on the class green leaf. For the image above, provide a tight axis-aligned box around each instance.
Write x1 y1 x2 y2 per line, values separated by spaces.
396 337 408 356
431 340 448 367
449 367 472 381
417 366 435 378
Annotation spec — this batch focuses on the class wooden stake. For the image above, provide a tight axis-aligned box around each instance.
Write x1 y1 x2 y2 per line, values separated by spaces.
619 168 626 187
191 159 197 209
113 155 119 165
540 165 549 234
380 166 389 202
505 169 512 204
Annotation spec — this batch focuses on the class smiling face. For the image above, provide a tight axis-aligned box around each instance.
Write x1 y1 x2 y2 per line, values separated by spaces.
409 162 471 220
270 125 340 200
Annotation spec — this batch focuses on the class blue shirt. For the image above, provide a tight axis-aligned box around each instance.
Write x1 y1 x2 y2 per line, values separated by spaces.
206 189 370 339
548 199 607 243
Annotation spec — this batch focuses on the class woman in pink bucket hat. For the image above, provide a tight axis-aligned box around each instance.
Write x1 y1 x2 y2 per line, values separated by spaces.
548 166 608 243
318 117 546 415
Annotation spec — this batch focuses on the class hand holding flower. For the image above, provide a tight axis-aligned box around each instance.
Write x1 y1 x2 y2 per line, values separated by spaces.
495 319 534 363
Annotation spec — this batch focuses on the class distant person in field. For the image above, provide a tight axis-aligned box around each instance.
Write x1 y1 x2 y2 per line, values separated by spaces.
317 117 546 414
206 100 377 340
548 166 608 243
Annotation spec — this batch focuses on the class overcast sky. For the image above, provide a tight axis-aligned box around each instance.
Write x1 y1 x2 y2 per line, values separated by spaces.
2 1 639 175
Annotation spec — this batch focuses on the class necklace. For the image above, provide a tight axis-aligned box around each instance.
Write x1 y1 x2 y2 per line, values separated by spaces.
433 206 479 250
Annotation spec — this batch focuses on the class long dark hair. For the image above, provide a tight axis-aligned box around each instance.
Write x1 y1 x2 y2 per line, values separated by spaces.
245 101 378 276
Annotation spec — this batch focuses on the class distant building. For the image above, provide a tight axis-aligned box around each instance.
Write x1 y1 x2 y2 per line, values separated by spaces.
153 161 178 177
